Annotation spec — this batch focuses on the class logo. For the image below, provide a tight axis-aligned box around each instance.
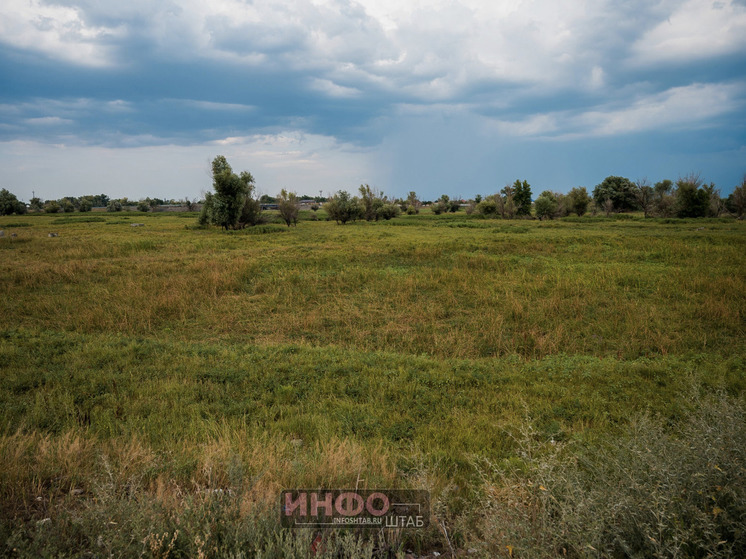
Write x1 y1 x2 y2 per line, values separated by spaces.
280 489 429 529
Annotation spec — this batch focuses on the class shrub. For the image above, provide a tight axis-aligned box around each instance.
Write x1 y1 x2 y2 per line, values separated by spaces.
469 394 746 558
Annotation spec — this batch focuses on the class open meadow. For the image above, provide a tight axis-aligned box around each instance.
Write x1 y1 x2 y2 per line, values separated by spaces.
1 211 745 557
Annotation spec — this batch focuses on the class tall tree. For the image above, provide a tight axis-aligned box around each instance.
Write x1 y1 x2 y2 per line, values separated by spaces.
513 180 532 216
199 156 260 229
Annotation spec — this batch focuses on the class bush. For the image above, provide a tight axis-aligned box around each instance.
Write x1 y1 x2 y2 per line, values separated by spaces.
325 191 362 224
476 198 498 216
376 203 401 220
44 201 60 214
469 393 746 558
107 200 123 212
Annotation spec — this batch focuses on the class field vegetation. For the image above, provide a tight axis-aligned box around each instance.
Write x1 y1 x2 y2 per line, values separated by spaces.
1 209 744 557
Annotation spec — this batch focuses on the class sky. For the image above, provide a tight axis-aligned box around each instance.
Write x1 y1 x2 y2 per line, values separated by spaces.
1 0 745 202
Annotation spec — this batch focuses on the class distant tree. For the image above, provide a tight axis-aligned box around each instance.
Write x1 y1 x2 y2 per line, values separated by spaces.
634 178 655 218
325 190 361 224
534 191 558 220
107 200 122 212
448 199 461 212
513 180 533 216
653 179 675 217
430 194 450 215
377 203 400 220
137 200 151 212
593 176 637 213
199 156 261 229
476 197 498 216
182 197 196 211
60 199 75 213
29 197 43 212
702 182 724 217
406 191 421 214
674 174 709 218
726 176 746 218
78 198 92 212
278 189 300 227
593 176 637 212
359 184 384 221
310 203 319 212
500 184 517 219
0 189 26 215
259 194 276 204
567 187 590 216
45 200 61 214
474 194 482 204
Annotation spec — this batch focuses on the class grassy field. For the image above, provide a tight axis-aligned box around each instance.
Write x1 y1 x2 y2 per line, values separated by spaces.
1 211 745 557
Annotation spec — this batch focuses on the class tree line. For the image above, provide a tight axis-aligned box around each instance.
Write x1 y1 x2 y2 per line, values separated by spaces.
3 156 745 222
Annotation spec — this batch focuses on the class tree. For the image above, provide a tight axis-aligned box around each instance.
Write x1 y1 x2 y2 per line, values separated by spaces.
567 187 590 216
499 184 517 219
513 180 532 216
60 199 75 213
359 184 384 221
45 200 61 213
107 200 122 212
29 197 43 212
0 189 26 215
534 191 558 220
726 176 746 219
405 191 421 214
278 189 300 227
674 174 709 218
78 198 93 212
325 190 361 224
653 179 675 217
377 203 401 220
199 156 261 229
593 176 637 213
634 178 655 218
137 200 151 212
476 197 498 216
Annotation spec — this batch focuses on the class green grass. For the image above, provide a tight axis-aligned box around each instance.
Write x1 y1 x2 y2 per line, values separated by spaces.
0 211 744 557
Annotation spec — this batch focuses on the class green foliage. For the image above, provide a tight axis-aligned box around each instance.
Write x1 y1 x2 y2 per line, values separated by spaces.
675 175 710 218
534 191 558 220
137 200 151 212
567 186 590 216
726 177 746 218
60 199 75 213
78 198 92 212
277 189 300 227
376 203 401 220
324 190 361 224
476 198 498 216
593 175 638 212
44 200 61 214
106 200 122 212
200 156 260 229
0 189 26 216
513 180 533 216
29 197 43 212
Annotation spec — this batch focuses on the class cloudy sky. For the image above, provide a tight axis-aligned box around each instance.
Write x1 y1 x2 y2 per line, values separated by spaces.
1 0 745 202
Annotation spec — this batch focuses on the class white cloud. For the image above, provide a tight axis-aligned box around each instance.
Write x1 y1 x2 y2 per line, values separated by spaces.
486 82 744 139
630 0 746 65
25 116 74 126
0 0 123 67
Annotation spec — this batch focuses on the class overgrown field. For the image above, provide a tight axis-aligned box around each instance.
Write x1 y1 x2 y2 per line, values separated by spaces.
1 212 745 557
